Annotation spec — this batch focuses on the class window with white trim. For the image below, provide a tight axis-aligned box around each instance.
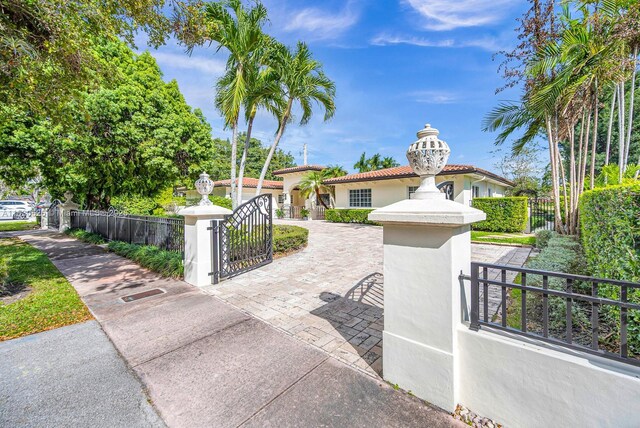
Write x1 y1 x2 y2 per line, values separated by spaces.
472 186 480 198
277 194 285 204
488 187 493 197
408 186 419 199
349 189 372 207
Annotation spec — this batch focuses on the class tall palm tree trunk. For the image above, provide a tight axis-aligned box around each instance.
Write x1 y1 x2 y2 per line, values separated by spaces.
230 124 239 210
590 88 599 190
624 46 637 171
546 118 564 233
256 99 293 195
618 83 626 183
605 88 616 167
237 114 255 207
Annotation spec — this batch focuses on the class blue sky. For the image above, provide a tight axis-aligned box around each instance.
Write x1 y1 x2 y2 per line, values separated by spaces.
143 0 532 173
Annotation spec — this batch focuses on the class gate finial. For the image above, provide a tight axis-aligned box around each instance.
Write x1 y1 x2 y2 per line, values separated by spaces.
195 172 214 206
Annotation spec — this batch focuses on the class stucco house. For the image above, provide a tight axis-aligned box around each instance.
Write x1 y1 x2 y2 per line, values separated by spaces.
199 163 512 217
323 164 514 209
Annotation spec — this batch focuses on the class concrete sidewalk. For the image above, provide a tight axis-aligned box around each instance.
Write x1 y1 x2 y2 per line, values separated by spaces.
18 231 464 428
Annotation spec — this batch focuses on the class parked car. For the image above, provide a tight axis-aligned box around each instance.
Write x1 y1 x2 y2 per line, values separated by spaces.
0 200 33 219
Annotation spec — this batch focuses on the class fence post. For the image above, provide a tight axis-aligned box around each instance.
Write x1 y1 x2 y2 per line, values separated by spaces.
58 191 79 233
368 123 486 412
179 205 231 287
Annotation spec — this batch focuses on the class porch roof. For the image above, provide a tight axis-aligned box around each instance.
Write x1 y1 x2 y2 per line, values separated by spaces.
212 177 284 190
272 165 326 176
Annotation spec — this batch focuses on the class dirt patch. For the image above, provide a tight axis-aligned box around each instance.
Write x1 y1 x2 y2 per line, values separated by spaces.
0 282 32 304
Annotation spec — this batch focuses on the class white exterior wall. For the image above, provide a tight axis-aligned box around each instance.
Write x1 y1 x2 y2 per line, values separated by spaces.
457 328 640 427
333 175 508 209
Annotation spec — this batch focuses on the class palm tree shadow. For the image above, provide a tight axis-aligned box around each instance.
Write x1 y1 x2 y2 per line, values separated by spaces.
311 273 384 376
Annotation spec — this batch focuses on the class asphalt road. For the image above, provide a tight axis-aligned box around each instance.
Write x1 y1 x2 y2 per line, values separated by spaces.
0 321 165 428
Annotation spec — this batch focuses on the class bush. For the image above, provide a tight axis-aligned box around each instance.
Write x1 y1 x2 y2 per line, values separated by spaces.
64 228 106 244
211 196 232 210
107 241 183 278
325 209 380 225
580 184 640 282
472 197 528 233
273 225 308 254
580 183 640 354
535 230 556 249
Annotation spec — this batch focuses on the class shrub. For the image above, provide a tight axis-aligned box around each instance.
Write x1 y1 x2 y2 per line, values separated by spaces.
64 228 106 244
580 183 640 282
580 183 640 354
535 230 556 249
275 208 285 219
110 194 157 215
472 197 528 233
107 241 183 278
273 225 308 254
211 196 232 210
325 209 380 225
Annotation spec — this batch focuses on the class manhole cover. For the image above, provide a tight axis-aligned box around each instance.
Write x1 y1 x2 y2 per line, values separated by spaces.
121 288 165 303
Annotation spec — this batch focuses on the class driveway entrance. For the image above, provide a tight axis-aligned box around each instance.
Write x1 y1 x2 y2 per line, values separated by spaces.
201 220 530 378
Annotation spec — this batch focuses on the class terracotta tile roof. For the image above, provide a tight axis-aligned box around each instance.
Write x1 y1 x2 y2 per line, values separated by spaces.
323 165 514 187
272 165 326 175
213 177 283 190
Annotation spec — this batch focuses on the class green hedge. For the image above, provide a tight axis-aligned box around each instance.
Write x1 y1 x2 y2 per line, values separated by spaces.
325 209 380 225
107 241 183 278
273 225 308 254
580 184 640 282
472 197 528 233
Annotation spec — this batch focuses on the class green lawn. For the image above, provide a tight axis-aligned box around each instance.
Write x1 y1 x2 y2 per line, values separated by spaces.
0 238 92 341
471 231 535 246
0 220 38 232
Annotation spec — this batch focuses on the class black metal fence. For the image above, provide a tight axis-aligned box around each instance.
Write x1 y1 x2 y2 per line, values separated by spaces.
528 198 555 231
469 262 640 367
47 200 61 228
70 209 184 254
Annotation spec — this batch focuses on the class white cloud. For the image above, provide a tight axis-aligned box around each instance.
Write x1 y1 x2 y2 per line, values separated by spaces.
153 52 226 75
370 33 510 52
403 0 514 31
284 2 360 40
408 90 459 104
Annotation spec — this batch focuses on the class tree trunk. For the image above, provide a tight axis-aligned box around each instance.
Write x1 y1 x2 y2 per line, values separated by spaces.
316 188 328 208
237 114 255 207
605 87 616 167
546 118 563 233
618 83 626 183
624 46 638 171
590 88 599 190
255 98 294 195
230 123 239 210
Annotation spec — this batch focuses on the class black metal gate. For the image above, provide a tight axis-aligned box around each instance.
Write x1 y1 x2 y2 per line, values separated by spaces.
528 198 555 231
210 194 273 284
47 200 61 229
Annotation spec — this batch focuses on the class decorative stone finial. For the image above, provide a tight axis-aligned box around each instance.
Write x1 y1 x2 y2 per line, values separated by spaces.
406 123 451 199
63 191 74 203
195 172 214 206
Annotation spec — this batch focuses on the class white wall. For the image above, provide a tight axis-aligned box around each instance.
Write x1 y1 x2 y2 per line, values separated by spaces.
333 175 508 209
457 327 640 427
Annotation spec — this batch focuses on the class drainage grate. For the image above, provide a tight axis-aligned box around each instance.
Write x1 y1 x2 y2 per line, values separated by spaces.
121 288 165 303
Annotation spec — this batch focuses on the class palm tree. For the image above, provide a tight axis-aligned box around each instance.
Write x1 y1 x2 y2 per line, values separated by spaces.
354 152 370 173
298 170 332 208
236 59 284 206
205 0 269 209
381 156 399 169
324 164 347 178
255 41 336 195
368 153 382 171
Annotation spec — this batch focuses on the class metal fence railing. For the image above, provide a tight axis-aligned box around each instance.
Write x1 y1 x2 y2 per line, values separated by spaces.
468 262 640 367
70 209 184 254
528 198 555 231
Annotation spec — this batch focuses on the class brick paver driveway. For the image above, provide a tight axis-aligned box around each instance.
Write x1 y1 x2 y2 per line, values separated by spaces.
202 220 530 378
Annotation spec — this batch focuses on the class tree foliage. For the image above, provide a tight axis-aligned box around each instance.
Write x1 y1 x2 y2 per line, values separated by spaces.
353 152 400 172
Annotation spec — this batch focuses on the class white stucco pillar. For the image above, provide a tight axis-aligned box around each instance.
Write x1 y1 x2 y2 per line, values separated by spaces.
40 204 50 230
369 196 485 411
178 205 232 287
59 192 79 232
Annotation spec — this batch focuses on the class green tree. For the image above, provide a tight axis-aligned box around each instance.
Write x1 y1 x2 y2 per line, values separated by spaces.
324 164 348 177
0 42 218 208
298 170 332 208
354 152 371 173
255 41 336 195
204 0 269 208
0 0 202 122
381 156 400 169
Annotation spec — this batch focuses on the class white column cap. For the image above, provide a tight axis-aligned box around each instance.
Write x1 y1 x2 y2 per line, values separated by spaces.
178 204 232 218
368 198 485 227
